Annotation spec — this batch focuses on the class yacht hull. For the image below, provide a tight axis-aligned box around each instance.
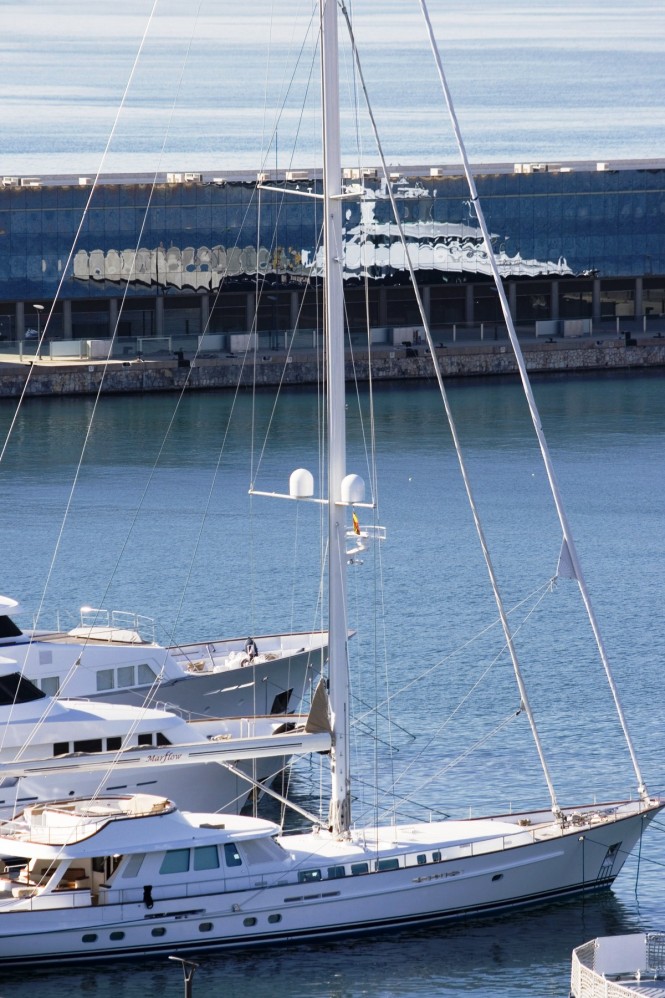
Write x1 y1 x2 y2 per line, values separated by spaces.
0 799 658 966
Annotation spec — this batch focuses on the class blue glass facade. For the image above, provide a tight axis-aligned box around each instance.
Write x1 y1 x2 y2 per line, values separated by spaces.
0 165 663 340
1 166 664 304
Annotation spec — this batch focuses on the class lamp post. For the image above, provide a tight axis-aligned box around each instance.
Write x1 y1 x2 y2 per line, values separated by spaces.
168 956 199 998
33 303 45 359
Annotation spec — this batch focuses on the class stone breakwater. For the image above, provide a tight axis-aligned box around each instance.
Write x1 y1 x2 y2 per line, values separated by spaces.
1 339 664 398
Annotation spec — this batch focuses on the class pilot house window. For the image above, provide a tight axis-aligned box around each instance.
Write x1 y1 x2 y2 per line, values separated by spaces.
159 849 190 875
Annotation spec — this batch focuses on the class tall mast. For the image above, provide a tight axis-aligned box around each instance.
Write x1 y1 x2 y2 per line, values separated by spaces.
321 0 351 835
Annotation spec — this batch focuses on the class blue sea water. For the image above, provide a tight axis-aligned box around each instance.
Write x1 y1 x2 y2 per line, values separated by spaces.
1 0 665 175
0 372 664 996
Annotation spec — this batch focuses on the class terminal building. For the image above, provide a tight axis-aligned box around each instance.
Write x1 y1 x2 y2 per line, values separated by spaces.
1 160 664 349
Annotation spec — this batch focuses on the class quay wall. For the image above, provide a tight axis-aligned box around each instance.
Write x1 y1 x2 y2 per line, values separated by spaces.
0 339 664 398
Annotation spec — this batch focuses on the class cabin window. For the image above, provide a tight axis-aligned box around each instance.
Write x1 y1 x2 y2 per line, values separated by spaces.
298 870 322 884
106 737 122 751
432 851 442 862
0 672 45 706
110 931 125 940
151 927 166 937
159 849 190 875
137 733 153 747
39 676 60 698
270 689 292 714
223 843 242 868
268 913 282 924
117 666 134 688
38 650 53 666
53 742 69 757
156 733 172 747
0 615 22 638
82 934 98 943
243 917 257 927
92 857 105 874
199 922 214 932
193 845 219 871
96 669 114 692
122 854 146 878
377 858 399 872
326 866 346 879
351 863 369 876
417 854 427 865
73 738 103 753
138 663 156 683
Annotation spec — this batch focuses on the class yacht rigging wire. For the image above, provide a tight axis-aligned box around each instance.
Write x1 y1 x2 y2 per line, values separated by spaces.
338 0 562 820
416 0 647 800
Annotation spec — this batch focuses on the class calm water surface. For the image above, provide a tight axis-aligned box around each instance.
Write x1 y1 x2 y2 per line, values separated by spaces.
0 371 664 996
2 0 665 173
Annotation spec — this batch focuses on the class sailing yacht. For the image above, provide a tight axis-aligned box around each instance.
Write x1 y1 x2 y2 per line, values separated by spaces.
0 0 660 965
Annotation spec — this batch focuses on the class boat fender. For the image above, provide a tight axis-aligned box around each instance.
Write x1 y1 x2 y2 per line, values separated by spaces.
143 884 154 909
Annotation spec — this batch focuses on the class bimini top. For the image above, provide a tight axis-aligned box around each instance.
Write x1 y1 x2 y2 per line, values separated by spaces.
0 794 281 859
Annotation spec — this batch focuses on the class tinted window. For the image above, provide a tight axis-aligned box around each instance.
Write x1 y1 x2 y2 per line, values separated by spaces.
0 672 45 705
159 849 190 874
0 615 22 639
96 669 114 692
117 666 135 688
73 739 103 753
224 843 242 867
193 846 219 871
138 662 156 684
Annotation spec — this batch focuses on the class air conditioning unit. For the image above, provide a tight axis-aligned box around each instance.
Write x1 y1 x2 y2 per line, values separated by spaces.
430 167 446 177
78 177 92 186
2 177 20 187
286 170 308 181
166 173 183 183
184 172 203 182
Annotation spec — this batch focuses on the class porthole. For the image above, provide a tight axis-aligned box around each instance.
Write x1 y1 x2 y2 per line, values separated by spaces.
110 931 125 941
82 933 98 943
243 917 257 927
151 927 166 937
268 913 282 924
199 922 213 933
492 873 503 882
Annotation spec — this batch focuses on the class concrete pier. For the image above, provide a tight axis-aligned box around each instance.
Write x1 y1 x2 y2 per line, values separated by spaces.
0 335 664 399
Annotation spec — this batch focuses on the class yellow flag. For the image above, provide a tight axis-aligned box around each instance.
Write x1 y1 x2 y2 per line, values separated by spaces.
352 511 360 535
